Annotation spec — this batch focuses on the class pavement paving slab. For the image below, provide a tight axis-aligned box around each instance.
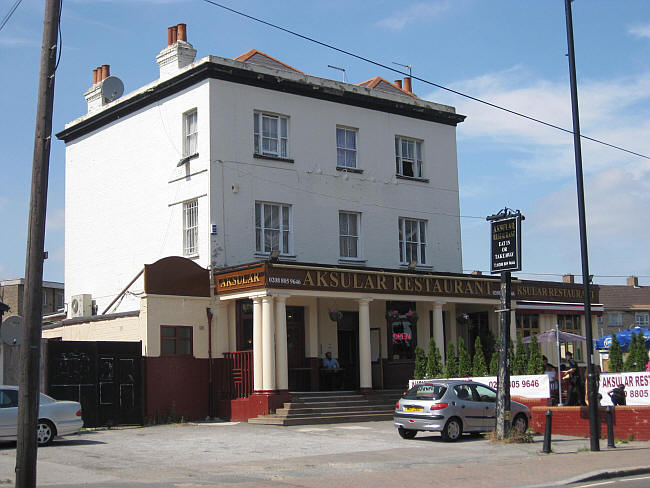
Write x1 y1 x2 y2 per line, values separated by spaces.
0 421 648 487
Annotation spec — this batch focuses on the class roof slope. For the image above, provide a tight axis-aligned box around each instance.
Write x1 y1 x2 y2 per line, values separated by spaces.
357 76 417 99
599 285 650 310
234 49 304 74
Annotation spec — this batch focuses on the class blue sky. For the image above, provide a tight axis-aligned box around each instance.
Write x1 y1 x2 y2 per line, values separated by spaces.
1 0 649 286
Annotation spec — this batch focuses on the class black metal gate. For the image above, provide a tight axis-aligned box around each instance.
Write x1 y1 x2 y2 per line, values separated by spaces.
47 340 142 427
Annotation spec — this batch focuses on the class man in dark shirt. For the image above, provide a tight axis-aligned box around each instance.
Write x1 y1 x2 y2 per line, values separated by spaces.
564 352 582 406
608 384 626 406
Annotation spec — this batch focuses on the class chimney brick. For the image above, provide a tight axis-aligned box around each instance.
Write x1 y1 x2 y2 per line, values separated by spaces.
563 274 575 283
627 276 639 287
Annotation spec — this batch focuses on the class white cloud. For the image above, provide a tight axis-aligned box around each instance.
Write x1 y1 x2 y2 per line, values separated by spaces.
426 67 650 179
376 1 451 31
629 24 650 39
46 208 65 233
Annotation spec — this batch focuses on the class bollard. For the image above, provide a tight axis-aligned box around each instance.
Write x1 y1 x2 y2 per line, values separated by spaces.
606 406 615 448
542 409 553 454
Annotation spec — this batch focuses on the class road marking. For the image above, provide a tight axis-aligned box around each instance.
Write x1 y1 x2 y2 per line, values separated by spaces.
296 428 330 432
190 421 240 426
335 426 371 430
579 481 615 487
621 476 650 482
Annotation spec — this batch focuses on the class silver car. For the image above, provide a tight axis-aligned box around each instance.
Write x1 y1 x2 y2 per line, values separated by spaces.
394 379 530 441
0 385 83 446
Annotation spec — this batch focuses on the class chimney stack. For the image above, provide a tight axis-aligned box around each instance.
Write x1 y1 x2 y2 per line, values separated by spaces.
627 276 639 287
157 23 197 80
563 274 575 284
403 76 412 93
394 79 403 89
85 64 123 113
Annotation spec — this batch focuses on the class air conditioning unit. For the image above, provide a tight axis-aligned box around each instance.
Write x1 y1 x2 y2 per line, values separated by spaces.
70 294 93 318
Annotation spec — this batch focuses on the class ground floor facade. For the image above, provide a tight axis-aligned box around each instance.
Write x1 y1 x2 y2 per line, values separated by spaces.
42 257 602 422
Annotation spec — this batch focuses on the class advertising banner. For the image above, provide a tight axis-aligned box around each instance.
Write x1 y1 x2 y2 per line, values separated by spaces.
409 374 550 398
598 372 650 406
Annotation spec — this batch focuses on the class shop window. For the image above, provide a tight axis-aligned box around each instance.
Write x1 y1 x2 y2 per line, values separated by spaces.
516 314 539 338
386 301 417 360
237 300 254 351
160 326 193 356
558 315 582 361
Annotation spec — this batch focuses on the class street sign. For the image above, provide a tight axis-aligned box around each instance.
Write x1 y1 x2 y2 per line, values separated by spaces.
490 214 522 273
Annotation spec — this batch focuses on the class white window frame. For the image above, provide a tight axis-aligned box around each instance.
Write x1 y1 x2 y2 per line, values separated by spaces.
395 136 423 178
398 217 427 265
183 199 199 257
339 211 361 259
254 112 289 158
255 202 292 255
635 312 649 328
607 312 623 327
336 126 358 169
183 109 198 157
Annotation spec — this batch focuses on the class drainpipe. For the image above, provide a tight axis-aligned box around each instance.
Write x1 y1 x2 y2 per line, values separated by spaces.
206 307 214 418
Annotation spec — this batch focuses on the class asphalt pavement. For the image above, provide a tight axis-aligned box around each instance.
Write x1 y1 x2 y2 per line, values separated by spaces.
1 420 649 487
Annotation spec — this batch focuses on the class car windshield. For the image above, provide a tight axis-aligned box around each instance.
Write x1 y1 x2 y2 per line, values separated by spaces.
404 384 446 400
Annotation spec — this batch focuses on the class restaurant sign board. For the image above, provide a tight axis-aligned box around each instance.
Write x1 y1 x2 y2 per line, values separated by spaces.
490 214 522 273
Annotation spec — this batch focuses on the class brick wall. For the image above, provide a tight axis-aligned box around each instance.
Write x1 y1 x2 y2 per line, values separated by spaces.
530 405 650 441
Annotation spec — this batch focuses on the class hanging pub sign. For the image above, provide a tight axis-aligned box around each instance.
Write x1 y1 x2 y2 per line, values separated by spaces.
490 212 522 273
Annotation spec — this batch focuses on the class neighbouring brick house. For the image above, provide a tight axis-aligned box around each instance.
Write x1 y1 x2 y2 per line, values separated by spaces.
0 279 64 318
597 276 650 333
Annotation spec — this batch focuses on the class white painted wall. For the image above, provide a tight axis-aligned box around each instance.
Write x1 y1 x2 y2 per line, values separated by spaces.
64 58 462 317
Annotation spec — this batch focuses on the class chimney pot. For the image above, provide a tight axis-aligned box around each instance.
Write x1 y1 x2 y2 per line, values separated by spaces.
627 276 639 287
177 23 187 42
394 79 402 89
403 77 412 93
562 274 575 284
101 64 110 81
168 27 174 46
171 25 178 44
92 68 98 84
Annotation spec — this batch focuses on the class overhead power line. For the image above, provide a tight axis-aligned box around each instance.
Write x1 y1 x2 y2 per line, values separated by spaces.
201 0 650 161
0 0 22 33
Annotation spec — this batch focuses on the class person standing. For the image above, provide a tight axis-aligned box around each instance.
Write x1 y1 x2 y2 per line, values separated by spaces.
564 351 582 406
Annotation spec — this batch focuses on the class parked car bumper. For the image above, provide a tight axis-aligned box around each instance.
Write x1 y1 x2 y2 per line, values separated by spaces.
55 418 84 436
394 412 446 431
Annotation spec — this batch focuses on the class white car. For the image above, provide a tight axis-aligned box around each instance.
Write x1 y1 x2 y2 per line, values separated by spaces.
0 385 83 446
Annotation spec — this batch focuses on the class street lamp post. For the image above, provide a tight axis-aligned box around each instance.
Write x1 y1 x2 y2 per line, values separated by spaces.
564 0 599 451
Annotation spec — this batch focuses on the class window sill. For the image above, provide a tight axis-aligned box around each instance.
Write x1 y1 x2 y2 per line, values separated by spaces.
253 153 294 164
336 166 363 174
254 253 296 261
400 263 433 271
396 174 429 183
184 253 200 260
338 258 366 264
177 153 199 167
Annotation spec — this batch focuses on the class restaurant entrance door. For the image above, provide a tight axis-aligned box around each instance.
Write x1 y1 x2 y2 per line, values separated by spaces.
337 312 359 390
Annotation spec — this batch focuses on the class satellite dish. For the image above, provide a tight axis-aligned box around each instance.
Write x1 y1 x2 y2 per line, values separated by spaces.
1 315 22 346
101 76 124 102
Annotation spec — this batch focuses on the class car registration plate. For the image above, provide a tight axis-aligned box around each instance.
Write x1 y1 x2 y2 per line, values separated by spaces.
405 406 423 412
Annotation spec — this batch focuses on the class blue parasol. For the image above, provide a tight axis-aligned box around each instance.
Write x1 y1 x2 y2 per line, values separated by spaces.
593 327 650 352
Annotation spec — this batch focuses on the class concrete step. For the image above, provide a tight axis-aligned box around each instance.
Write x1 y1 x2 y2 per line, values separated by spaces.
275 404 395 415
248 411 394 426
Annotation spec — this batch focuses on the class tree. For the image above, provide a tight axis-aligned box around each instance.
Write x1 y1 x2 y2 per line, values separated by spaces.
472 336 488 377
457 337 472 377
489 350 498 376
512 334 528 376
426 338 443 378
608 333 624 372
444 342 458 378
623 331 640 372
413 346 427 379
526 335 543 375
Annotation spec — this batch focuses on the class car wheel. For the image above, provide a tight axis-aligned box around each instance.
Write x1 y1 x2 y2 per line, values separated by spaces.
398 427 417 439
512 414 528 434
441 417 462 442
37 420 55 446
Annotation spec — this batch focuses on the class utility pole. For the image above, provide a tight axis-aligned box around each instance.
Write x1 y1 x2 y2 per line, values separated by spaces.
564 0 599 452
16 0 60 486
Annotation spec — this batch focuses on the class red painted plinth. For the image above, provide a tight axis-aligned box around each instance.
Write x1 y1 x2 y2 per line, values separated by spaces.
218 391 292 422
